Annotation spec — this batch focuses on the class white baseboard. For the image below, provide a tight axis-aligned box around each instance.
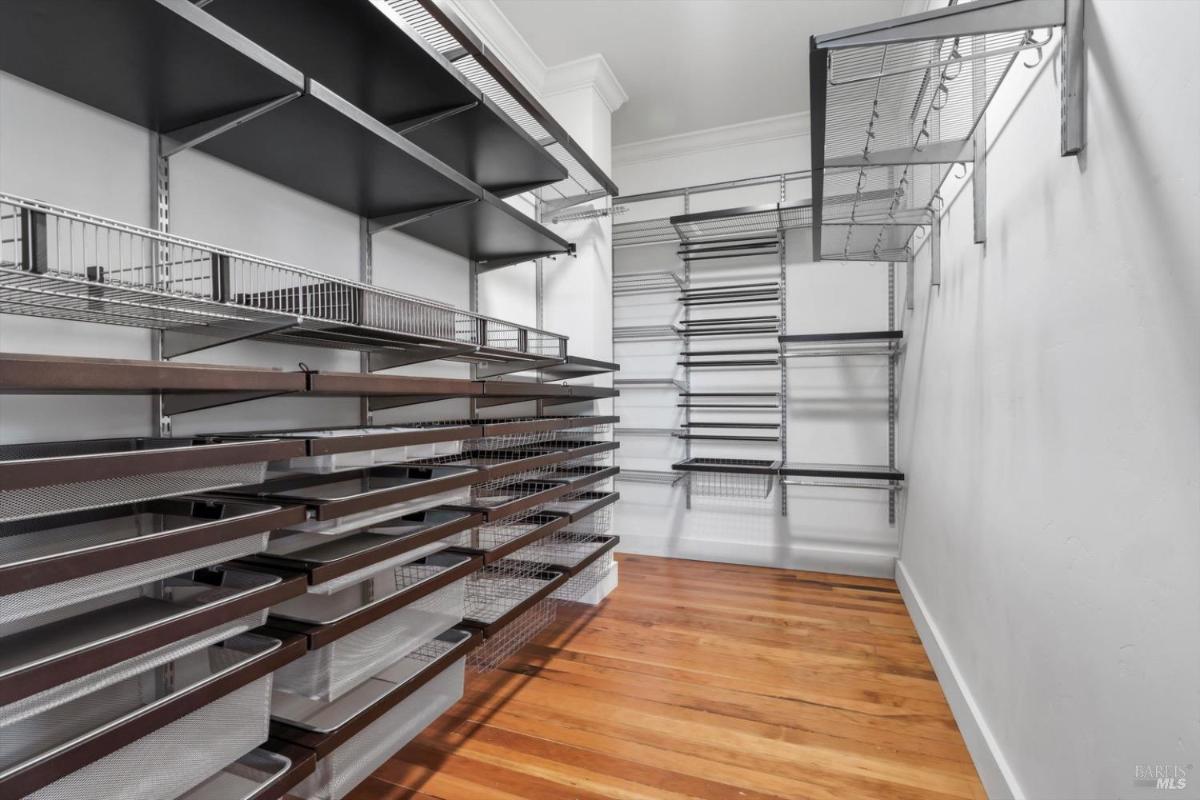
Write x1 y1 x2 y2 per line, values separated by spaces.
616 533 896 578
895 561 1024 800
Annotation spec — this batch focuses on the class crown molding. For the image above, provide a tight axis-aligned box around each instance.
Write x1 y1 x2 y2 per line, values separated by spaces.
614 111 811 167
441 0 549 98
543 54 629 113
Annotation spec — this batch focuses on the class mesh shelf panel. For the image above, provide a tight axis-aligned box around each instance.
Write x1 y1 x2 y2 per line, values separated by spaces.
553 553 615 603
508 532 608 572
468 598 556 673
563 504 612 535
561 449 614 469
272 574 466 702
0 461 268 523
0 531 269 627
561 422 613 442
612 217 678 248
818 28 1037 259
448 509 550 553
293 649 465 800
27 677 271 800
0 195 566 360
463 560 556 627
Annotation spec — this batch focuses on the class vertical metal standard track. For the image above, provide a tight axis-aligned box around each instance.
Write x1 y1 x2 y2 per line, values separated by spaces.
359 217 374 426
469 259 479 419
682 190 692 510
151 134 170 438
778 176 788 517
888 262 897 526
972 32 988 245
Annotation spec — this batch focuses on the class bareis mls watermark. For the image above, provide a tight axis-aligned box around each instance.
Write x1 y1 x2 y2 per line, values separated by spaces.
1134 764 1190 791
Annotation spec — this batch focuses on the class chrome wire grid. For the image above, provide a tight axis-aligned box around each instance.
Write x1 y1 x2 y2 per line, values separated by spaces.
509 531 608 571
680 460 776 500
612 271 684 295
673 203 812 243
613 324 680 341
560 449 613 470
471 477 562 505
561 422 613 442
563 504 612 535
463 559 557 627
818 29 1041 259
553 552 614 603
385 1 608 202
0 195 566 360
612 217 678 248
467 598 556 672
405 631 459 664
449 508 553 552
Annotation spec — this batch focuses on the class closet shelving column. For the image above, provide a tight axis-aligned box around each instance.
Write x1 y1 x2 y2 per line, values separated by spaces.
0 0 625 797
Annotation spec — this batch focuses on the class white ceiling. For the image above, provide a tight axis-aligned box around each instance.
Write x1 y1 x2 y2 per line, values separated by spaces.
493 0 905 146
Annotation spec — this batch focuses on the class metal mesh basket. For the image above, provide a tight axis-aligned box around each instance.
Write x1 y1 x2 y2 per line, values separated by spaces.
507 532 610 573
292 642 466 800
561 422 614 442
560 449 614 469
563 504 613 535
553 553 616 603
6 637 274 800
463 559 557 628
0 461 268 523
271 568 466 702
0 528 270 628
468 598 557 673
688 469 775 499
447 509 553 553
469 480 563 512
176 748 292 800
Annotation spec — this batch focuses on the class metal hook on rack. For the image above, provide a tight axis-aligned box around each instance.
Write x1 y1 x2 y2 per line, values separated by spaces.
943 42 964 82
954 162 969 179
930 83 950 112
1022 29 1053 68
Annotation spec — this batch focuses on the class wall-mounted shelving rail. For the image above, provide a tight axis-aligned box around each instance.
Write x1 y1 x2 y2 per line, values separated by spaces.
388 0 620 213
809 0 1085 262
0 194 567 372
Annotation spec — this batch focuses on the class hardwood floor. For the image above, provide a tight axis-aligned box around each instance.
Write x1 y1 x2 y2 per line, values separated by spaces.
350 554 985 800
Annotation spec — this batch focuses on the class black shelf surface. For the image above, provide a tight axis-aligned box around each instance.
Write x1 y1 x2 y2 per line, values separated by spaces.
672 458 781 475
0 1 570 267
204 0 566 198
780 463 904 481
779 331 903 344
0 0 304 134
539 356 621 382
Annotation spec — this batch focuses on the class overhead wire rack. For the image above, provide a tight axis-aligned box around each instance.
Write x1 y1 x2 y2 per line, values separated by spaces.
810 0 1084 261
0 194 567 365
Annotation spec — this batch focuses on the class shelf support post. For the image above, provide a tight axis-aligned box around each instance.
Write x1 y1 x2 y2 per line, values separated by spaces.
359 216 373 426
1061 0 1086 156
930 201 942 288
972 31 988 244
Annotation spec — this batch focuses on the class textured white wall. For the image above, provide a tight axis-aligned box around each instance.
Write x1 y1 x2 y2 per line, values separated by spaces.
895 2 1200 798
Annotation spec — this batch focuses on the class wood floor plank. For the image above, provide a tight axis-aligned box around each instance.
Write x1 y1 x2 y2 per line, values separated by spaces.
368 553 984 799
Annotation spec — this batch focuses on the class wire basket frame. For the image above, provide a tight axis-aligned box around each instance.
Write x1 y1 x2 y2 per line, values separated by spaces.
560 449 614 470
448 508 552 553
561 422 613 442
0 195 566 359
552 552 614 603
470 478 562 508
507 531 608 572
467 598 556 673
563 504 612 535
463 559 556 628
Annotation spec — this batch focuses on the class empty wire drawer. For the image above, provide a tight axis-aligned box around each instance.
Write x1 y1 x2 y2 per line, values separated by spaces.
0 437 303 522
269 552 480 702
273 628 475 800
0 632 303 800
0 497 304 627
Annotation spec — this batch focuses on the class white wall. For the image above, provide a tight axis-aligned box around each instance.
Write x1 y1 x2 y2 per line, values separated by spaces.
611 117 899 577
894 2 1200 798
